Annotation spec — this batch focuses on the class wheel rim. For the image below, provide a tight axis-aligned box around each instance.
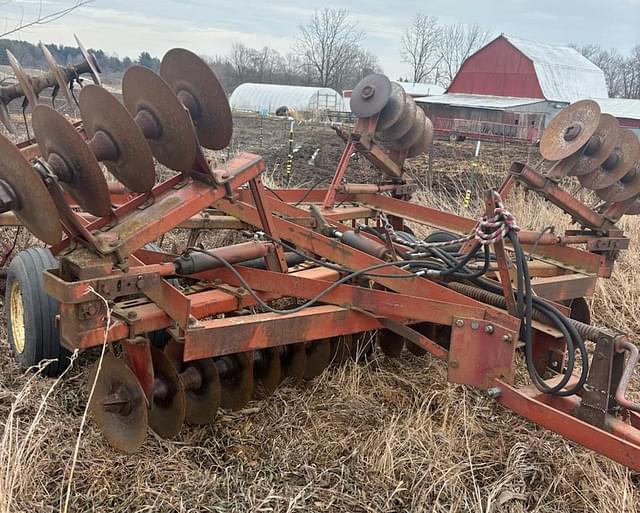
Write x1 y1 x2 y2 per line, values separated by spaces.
10 281 26 354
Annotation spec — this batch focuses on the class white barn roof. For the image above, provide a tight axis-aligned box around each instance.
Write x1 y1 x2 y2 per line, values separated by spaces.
415 93 545 110
588 98 640 121
230 83 345 113
504 35 609 103
400 82 445 97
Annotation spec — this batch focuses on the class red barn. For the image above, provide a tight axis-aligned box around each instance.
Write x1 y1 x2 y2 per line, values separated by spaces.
447 35 608 102
414 35 640 143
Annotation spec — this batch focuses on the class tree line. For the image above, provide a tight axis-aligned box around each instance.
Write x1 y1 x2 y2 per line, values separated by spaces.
0 39 160 79
572 44 640 99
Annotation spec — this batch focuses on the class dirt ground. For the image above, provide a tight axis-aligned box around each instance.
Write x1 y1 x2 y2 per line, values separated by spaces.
1 111 639 512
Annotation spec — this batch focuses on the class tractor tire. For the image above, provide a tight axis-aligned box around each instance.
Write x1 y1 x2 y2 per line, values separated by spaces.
5 247 70 376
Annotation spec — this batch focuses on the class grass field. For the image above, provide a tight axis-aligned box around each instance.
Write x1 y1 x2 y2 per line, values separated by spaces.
0 116 639 512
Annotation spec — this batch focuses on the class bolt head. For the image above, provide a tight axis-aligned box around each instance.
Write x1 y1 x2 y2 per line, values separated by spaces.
454 319 464 328
485 325 494 334
487 387 502 399
450 360 459 369
127 311 138 321
502 334 513 343
471 321 480 330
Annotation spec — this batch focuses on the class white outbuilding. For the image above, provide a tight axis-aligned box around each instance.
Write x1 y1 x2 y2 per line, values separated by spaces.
230 83 346 114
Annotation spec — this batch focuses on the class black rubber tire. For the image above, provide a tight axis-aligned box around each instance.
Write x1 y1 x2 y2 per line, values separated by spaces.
5 247 70 376
143 243 179 349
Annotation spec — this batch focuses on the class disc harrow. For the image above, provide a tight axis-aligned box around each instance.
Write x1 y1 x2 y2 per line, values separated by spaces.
1 62 640 475
1 35 101 132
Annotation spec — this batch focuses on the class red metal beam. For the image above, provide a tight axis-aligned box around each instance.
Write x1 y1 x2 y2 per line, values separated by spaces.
183 305 388 360
496 379 640 472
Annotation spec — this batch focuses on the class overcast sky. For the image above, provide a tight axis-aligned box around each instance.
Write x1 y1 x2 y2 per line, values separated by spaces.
2 0 639 81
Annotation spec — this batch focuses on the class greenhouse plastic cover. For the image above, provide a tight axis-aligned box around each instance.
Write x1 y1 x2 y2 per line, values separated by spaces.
230 83 346 113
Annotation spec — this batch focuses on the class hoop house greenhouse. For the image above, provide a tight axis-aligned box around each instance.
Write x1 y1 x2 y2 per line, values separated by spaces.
230 83 346 114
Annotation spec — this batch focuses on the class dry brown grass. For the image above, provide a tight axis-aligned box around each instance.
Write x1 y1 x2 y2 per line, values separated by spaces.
1 136 639 511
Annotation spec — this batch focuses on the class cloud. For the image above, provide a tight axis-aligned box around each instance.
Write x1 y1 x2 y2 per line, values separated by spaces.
1 0 638 84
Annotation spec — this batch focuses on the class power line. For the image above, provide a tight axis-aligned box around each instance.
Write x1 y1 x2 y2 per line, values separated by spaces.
0 0 95 38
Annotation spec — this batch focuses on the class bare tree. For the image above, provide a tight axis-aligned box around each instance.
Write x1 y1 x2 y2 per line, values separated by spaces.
295 8 365 90
624 45 640 99
437 22 491 87
1 0 95 38
573 44 625 97
401 14 442 83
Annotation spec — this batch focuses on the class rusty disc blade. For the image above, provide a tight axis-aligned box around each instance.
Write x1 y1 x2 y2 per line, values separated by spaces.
160 48 233 150
122 65 197 172
407 116 434 158
6 50 38 107
218 353 254 410
350 73 392 119
163 339 220 424
0 133 62 245
596 162 640 203
303 338 331 380
79 85 156 192
74 34 102 86
254 347 282 398
578 129 640 190
281 343 306 378
0 102 15 133
148 346 185 439
376 83 406 131
40 43 74 108
568 114 620 177
540 100 601 161
623 194 640 215
183 358 220 425
88 353 148 454
376 329 405 357
389 107 427 151
376 96 417 142
329 335 354 366
32 105 111 217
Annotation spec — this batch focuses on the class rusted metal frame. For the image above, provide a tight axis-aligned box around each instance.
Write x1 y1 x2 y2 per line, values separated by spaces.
510 163 609 230
353 192 602 275
248 175 288 272
376 317 448 359
495 378 640 472
322 139 357 210
530 274 596 302
211 266 487 327
61 154 264 262
121 336 154 403
448 317 518 388
181 305 393 361
332 124 404 179
531 330 567 378
213 197 520 332
483 190 518 315
576 334 625 428
142 278 192 330
65 266 340 349
237 188 350 205
338 183 418 195
250 193 413 258
0 211 250 231
43 263 176 303
612 337 640 414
